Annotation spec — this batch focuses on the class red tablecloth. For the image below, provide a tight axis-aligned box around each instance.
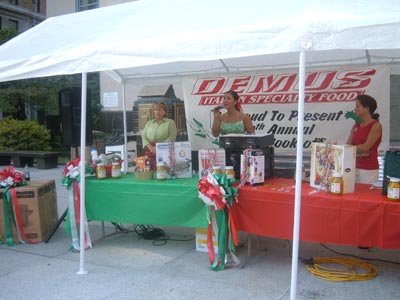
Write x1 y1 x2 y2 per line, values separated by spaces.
232 178 400 248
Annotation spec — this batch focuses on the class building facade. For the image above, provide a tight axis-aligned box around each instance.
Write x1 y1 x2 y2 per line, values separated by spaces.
47 0 134 17
0 0 46 32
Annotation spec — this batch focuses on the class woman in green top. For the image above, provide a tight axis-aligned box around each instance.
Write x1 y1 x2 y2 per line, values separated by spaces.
212 90 254 137
142 102 177 169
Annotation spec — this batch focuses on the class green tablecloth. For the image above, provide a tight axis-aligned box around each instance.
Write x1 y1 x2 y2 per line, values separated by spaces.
85 174 207 228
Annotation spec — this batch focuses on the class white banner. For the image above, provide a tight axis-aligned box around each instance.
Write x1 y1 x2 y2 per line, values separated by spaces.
182 65 390 154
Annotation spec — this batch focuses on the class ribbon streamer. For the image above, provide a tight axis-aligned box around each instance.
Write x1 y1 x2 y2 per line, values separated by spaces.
0 166 33 246
198 172 239 271
2 186 15 246
62 159 94 251
10 187 38 244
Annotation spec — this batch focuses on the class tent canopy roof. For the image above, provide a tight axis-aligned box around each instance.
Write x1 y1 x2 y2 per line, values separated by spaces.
0 0 400 82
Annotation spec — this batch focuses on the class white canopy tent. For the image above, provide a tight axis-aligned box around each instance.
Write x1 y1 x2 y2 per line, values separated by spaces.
1 1 400 299
1 0 400 81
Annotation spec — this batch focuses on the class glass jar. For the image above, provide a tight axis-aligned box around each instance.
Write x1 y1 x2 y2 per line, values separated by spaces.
212 166 223 175
225 166 235 179
387 177 400 201
294 164 306 181
111 162 121 179
96 163 107 180
330 171 343 195
156 165 168 181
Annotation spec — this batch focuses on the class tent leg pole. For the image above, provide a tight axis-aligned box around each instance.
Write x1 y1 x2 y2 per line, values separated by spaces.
290 51 306 300
77 72 88 275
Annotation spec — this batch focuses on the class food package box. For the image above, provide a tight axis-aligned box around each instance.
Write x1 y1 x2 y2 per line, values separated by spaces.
240 149 265 185
310 143 356 194
198 149 226 178
195 227 218 253
134 156 148 170
0 180 58 244
156 141 192 178
105 143 136 172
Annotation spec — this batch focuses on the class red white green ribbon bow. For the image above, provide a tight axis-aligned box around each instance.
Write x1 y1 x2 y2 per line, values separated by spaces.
198 172 240 271
0 166 37 246
62 158 94 252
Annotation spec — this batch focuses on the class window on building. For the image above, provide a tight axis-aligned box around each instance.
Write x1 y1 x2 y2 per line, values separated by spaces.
77 0 99 12
8 0 18 5
8 19 18 31
32 0 40 13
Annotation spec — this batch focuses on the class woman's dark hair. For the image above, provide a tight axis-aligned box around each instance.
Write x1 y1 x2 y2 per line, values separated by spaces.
357 94 379 120
224 90 242 111
225 90 239 101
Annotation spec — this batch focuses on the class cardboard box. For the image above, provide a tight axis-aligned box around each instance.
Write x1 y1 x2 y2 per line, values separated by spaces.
240 149 265 185
156 142 192 178
134 170 154 180
310 143 356 194
198 149 226 178
0 180 58 244
195 227 218 253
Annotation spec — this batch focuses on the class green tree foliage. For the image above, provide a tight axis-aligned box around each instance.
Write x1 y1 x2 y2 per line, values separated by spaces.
0 117 51 151
87 72 102 130
0 29 101 132
0 28 18 45
0 73 102 129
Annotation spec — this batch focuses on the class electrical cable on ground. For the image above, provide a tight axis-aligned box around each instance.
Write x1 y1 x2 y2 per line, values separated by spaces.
133 224 195 246
285 240 400 282
319 243 400 268
300 257 378 282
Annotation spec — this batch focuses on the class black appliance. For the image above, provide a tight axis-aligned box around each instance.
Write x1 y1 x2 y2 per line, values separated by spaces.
219 134 275 180
219 133 274 150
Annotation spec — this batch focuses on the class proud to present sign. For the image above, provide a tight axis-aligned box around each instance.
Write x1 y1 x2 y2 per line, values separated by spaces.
182 65 390 154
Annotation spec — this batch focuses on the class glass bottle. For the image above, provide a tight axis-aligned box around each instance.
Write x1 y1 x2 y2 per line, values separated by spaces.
156 165 168 181
330 171 343 195
212 166 223 175
96 163 107 180
24 164 30 181
111 162 121 179
387 177 400 201
225 166 235 179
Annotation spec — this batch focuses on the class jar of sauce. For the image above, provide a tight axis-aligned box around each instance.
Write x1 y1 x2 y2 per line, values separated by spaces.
96 163 107 180
111 162 121 179
156 165 168 181
387 177 400 201
212 166 223 175
330 171 343 195
225 166 235 179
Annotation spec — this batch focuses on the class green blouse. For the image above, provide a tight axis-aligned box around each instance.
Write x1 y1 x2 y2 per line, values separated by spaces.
141 118 177 148
220 120 246 135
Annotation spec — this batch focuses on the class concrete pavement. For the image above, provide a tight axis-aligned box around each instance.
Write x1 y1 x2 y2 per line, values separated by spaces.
0 165 399 300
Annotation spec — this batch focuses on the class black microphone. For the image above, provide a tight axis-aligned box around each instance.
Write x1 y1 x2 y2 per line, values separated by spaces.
211 106 224 112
